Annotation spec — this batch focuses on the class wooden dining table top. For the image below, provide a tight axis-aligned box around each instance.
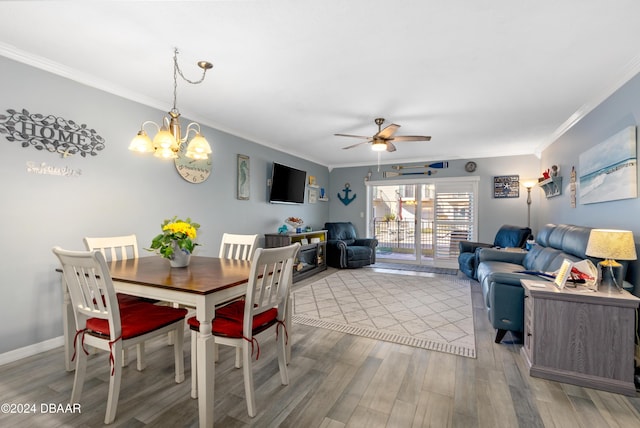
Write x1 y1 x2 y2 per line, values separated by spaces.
107 256 252 295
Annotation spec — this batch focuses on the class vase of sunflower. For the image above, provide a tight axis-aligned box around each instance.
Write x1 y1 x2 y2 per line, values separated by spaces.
147 216 200 268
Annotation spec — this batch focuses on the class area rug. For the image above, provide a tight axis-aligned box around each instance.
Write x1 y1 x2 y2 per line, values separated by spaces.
365 262 458 275
292 270 475 358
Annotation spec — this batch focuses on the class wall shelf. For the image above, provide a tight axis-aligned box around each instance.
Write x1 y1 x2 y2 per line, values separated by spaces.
537 176 562 198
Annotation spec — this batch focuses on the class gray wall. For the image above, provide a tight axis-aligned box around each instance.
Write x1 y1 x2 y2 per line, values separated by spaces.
539 73 640 231
329 156 541 243
539 72 640 292
0 56 329 355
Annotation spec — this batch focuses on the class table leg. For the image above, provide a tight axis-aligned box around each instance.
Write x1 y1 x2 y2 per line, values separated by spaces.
197 305 215 428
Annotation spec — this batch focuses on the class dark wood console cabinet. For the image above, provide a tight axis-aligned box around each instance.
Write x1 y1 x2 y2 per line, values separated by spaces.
265 230 327 282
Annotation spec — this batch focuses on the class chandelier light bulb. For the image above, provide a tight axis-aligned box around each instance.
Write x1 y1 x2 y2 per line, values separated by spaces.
153 127 179 151
154 146 178 159
128 130 154 153
185 133 212 159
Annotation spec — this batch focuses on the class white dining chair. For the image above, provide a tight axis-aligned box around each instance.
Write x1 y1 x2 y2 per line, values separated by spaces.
83 234 146 368
218 233 259 364
188 243 299 416
218 233 259 260
52 247 187 425
83 234 139 261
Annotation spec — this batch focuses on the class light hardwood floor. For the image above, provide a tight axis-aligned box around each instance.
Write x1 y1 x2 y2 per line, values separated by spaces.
1 268 639 427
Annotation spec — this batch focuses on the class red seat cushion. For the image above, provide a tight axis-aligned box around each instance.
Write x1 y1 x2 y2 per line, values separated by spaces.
216 300 248 321
187 300 278 338
94 293 146 308
116 293 146 307
86 303 187 340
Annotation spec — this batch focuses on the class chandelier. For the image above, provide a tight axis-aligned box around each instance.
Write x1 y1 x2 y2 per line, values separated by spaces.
129 48 213 160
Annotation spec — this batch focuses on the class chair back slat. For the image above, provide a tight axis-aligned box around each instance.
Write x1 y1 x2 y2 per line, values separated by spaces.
83 234 139 261
219 233 258 261
243 243 299 336
53 247 121 338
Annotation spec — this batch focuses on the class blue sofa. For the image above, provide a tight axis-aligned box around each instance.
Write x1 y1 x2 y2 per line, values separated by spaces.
476 224 606 343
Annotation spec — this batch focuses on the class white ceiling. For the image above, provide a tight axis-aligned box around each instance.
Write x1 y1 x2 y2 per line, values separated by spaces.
2 1 640 169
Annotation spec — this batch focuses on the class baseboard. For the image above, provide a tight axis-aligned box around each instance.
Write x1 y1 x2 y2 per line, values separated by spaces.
0 336 63 367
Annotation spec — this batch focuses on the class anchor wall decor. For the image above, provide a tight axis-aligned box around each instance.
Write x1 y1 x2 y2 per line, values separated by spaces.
337 182 356 205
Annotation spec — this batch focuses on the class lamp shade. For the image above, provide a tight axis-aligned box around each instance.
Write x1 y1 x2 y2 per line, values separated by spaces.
585 229 637 260
153 127 179 150
185 133 212 159
128 130 154 153
153 146 178 159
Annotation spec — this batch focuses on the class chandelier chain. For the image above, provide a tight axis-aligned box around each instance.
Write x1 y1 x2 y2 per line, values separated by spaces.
172 48 209 111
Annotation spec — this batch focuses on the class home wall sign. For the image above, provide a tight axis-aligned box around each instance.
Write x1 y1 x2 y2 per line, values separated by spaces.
0 109 105 157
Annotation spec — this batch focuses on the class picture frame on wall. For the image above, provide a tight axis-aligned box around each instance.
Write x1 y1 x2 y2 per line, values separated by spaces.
308 187 318 204
493 175 520 198
579 126 637 205
237 154 250 200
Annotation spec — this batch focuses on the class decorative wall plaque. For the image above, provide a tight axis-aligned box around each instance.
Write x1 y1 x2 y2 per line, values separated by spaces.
493 175 520 198
0 109 105 157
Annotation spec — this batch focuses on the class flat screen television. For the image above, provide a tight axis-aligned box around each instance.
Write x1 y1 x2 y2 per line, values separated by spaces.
269 162 306 204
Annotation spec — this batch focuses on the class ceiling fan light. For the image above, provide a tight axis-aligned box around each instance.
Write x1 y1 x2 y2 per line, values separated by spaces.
128 130 154 153
371 141 387 152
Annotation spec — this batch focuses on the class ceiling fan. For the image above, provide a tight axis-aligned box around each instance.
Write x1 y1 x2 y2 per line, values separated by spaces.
335 117 431 152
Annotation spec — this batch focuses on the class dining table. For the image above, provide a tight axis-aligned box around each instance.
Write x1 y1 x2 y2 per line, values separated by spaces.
60 255 259 428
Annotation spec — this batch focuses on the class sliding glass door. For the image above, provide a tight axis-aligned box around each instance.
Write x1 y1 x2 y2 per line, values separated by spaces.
366 178 478 267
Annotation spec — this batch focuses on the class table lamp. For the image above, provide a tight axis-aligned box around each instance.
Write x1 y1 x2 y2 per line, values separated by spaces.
585 229 637 292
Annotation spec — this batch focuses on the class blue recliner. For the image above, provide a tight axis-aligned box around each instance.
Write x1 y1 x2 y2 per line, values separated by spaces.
458 225 531 279
324 222 378 268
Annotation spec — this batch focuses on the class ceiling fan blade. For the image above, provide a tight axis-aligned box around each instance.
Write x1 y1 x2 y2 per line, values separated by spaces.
334 133 372 139
392 135 432 142
386 142 397 152
375 124 400 139
342 141 369 150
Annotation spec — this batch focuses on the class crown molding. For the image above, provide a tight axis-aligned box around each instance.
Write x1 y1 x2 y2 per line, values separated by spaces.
535 54 640 156
0 41 164 113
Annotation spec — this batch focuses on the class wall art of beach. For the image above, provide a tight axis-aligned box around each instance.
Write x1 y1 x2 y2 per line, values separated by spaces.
579 126 637 205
